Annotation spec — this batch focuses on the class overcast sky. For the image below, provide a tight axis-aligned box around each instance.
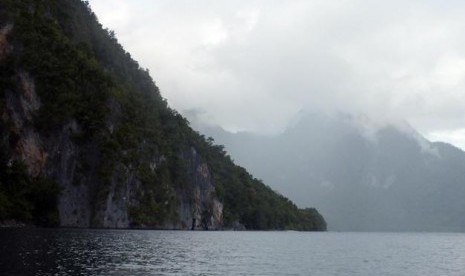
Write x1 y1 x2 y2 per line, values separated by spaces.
88 0 465 149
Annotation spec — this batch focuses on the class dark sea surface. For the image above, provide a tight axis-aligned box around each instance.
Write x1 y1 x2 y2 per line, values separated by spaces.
1 229 465 275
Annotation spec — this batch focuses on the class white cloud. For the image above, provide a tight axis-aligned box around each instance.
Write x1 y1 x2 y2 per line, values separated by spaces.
88 0 465 148
427 129 465 151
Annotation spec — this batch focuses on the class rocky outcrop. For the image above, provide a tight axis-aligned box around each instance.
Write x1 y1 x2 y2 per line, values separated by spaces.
178 148 223 230
98 164 134 228
4 72 46 177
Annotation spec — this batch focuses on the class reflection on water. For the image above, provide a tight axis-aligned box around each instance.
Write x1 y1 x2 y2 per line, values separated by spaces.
1 229 465 275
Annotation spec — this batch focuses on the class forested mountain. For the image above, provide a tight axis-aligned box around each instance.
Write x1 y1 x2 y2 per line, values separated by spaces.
0 0 325 231
201 114 465 231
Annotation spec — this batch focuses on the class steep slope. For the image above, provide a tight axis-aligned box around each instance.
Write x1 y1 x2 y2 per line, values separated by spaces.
0 0 325 231
202 114 465 231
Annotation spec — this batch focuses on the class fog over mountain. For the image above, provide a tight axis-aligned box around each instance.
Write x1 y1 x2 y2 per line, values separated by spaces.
88 0 465 150
199 113 465 231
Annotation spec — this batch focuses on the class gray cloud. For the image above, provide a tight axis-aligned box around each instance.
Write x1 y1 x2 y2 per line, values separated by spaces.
89 0 465 147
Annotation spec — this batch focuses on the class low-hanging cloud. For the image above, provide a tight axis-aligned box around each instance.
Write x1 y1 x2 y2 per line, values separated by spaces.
88 0 465 147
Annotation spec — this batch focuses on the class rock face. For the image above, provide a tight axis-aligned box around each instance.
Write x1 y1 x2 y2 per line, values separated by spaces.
177 148 223 230
5 72 46 177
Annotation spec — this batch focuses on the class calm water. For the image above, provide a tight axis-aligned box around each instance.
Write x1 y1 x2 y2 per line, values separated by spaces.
1 229 465 275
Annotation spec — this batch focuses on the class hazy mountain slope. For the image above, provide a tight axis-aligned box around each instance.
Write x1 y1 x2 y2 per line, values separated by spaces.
201 114 465 231
0 0 325 230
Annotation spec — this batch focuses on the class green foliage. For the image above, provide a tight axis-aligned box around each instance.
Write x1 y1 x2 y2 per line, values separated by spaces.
2 0 109 134
128 163 178 227
0 161 61 226
296 208 327 231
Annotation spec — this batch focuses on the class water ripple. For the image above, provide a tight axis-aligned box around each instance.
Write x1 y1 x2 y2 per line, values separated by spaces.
1 230 465 275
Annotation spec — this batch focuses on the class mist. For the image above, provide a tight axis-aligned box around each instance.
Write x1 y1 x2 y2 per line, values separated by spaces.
200 113 465 231
89 0 465 149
